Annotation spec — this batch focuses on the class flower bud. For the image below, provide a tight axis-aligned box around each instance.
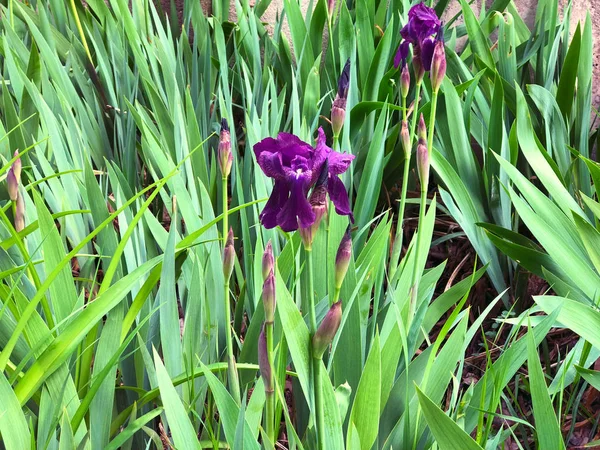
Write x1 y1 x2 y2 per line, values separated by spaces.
312 301 342 359
7 151 21 202
262 240 274 281
222 227 235 281
300 160 329 250
334 226 352 290
218 118 232 178
430 36 446 93
258 325 273 392
262 269 276 323
401 64 410 99
331 60 350 137
15 191 25 232
418 113 427 143
401 120 411 160
327 0 335 16
417 140 429 190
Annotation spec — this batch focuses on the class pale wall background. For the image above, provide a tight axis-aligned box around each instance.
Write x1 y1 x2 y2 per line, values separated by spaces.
161 0 600 108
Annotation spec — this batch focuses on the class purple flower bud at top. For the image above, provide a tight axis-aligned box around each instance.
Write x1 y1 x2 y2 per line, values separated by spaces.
218 118 232 178
328 0 335 16
262 240 274 281
222 227 235 281
430 34 446 93
418 113 427 143
331 60 350 137
312 301 342 359
262 269 276 323
417 140 429 190
258 325 273 392
15 191 25 232
299 160 329 250
401 121 411 159
401 64 410 99
335 226 352 289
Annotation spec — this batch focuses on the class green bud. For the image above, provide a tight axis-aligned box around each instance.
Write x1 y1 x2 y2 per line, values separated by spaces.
401 64 410 99
258 325 273 392
262 269 276 323
262 240 274 281
401 120 410 160
312 301 342 359
222 228 235 281
334 227 352 289
218 119 232 178
417 141 429 190
15 191 25 232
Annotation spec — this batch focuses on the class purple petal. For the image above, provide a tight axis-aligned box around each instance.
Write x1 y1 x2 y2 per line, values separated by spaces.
260 180 290 229
420 36 435 71
328 176 354 222
394 41 410 69
276 175 315 231
257 151 286 179
310 128 330 184
327 151 355 176
254 133 313 168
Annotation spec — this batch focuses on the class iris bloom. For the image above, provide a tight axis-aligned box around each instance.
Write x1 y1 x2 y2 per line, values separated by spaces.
394 2 441 72
254 128 354 232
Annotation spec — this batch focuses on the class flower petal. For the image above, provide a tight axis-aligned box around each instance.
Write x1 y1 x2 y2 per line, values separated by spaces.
327 151 355 176
260 180 289 229
310 128 330 184
254 133 313 168
420 36 435 71
394 41 410 69
328 176 354 222
276 175 315 231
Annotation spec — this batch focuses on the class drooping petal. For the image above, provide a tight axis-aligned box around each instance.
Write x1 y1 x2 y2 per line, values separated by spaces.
260 179 290 229
420 36 436 71
394 41 410 69
276 175 315 231
327 150 355 176
310 128 330 184
328 175 354 222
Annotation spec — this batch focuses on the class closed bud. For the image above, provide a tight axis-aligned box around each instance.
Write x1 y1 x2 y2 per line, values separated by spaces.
418 113 427 143
218 118 232 178
401 64 410 99
413 55 425 85
258 325 273 392
417 141 430 190
430 37 446 93
300 161 329 250
7 168 18 201
327 0 335 16
331 60 350 137
401 120 411 160
222 227 235 281
334 226 352 289
262 269 276 323
312 301 342 359
262 240 274 281
15 191 25 232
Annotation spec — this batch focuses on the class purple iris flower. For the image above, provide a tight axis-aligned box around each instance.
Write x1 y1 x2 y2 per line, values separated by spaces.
394 2 441 71
254 127 354 232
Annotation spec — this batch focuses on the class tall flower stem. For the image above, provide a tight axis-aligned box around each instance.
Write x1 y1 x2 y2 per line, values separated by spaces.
265 321 275 446
222 175 241 405
409 82 422 145
390 95 411 279
306 248 324 448
408 89 437 324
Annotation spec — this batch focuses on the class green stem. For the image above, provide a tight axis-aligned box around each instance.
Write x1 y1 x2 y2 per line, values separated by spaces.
69 0 94 65
409 82 422 145
314 356 325 450
332 286 341 305
408 90 437 324
306 248 324 447
265 321 275 447
222 176 240 405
